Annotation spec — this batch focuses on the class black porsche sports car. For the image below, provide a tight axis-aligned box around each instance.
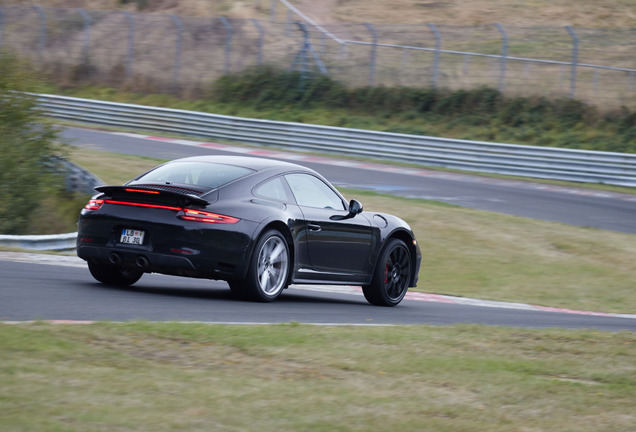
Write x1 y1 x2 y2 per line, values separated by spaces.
77 156 421 306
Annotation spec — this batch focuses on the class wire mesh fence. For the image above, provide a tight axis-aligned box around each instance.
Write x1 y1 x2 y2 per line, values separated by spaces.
1 4 634 109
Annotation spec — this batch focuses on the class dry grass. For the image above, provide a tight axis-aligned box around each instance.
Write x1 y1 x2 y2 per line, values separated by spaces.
3 0 634 27
2 0 269 19
327 0 636 27
4 0 634 109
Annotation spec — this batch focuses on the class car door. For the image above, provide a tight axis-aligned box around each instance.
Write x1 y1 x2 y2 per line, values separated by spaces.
284 173 375 279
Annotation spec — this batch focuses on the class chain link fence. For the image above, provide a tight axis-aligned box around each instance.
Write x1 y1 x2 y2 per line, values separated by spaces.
1 3 635 109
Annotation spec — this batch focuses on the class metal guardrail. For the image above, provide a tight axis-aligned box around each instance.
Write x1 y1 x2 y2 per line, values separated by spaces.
0 232 77 252
38 93 636 187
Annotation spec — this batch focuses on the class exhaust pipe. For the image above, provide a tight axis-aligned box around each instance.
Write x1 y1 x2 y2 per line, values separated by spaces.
108 252 122 265
135 255 150 268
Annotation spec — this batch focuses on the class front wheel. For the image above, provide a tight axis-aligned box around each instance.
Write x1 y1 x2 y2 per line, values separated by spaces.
363 239 411 307
230 230 290 302
87 261 143 287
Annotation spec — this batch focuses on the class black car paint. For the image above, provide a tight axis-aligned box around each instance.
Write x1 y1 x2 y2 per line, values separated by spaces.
77 156 420 292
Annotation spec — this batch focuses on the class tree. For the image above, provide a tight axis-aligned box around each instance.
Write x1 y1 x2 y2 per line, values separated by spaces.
0 52 64 234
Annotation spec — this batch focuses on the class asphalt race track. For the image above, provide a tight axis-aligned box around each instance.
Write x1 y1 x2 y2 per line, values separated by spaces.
2 126 635 330
1 255 634 331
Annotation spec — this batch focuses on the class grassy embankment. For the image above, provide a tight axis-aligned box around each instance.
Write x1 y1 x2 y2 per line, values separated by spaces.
1 322 634 432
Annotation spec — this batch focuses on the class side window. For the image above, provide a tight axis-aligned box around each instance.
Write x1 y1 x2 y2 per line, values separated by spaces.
254 177 290 202
285 173 346 210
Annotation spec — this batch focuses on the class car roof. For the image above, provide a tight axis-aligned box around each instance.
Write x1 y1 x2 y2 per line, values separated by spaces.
168 155 311 174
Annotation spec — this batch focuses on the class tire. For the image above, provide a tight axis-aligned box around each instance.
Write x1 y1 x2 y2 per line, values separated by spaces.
87 261 143 287
230 230 290 302
363 239 411 307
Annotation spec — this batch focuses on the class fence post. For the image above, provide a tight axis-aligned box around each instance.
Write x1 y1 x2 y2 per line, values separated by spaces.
565 26 578 99
121 11 135 79
77 9 91 66
169 14 183 91
0 7 4 52
290 21 327 79
251 19 264 65
495 23 508 92
219 17 233 75
33 6 47 63
364 22 377 87
427 23 441 88
291 21 309 77
285 9 293 36
270 0 276 22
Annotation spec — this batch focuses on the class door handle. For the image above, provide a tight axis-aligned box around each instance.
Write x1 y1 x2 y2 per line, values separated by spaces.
308 224 321 231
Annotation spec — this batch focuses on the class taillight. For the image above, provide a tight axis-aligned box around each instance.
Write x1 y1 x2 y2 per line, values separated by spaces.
179 209 240 224
82 198 239 224
84 199 104 211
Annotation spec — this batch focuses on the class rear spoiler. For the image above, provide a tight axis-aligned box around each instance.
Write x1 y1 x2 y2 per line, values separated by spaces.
95 185 209 207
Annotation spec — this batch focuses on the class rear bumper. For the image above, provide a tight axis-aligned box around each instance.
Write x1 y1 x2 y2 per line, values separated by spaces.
77 208 259 280
77 240 248 281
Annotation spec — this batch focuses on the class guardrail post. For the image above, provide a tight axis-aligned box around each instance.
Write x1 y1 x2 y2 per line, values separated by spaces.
33 6 47 63
427 23 441 89
77 9 91 66
251 18 264 65
219 17 233 75
169 14 183 91
565 26 578 99
364 23 377 87
121 11 135 79
495 23 508 92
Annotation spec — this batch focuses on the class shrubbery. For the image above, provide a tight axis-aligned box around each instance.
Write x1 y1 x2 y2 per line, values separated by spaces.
0 53 68 234
211 67 636 153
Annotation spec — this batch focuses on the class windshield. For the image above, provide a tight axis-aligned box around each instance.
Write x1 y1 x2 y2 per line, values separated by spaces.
132 161 255 189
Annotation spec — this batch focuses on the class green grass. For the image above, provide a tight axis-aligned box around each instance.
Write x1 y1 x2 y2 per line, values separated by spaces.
66 148 636 314
1 322 634 432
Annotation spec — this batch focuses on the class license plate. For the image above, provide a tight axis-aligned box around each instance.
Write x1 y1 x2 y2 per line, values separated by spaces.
120 228 145 245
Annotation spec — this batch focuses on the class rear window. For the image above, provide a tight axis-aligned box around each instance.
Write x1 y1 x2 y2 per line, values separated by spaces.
133 161 255 189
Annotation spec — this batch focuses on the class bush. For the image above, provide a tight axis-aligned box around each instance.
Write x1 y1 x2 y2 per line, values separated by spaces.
207 67 636 153
0 52 66 234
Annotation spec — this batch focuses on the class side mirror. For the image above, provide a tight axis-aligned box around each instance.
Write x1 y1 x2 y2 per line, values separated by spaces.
330 199 363 221
348 199 363 216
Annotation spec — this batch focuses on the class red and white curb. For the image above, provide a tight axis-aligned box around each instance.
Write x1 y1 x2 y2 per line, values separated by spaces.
2 251 634 320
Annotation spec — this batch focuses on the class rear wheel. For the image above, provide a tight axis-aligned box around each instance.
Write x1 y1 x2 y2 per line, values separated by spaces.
230 230 290 302
87 261 143 287
363 239 411 307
